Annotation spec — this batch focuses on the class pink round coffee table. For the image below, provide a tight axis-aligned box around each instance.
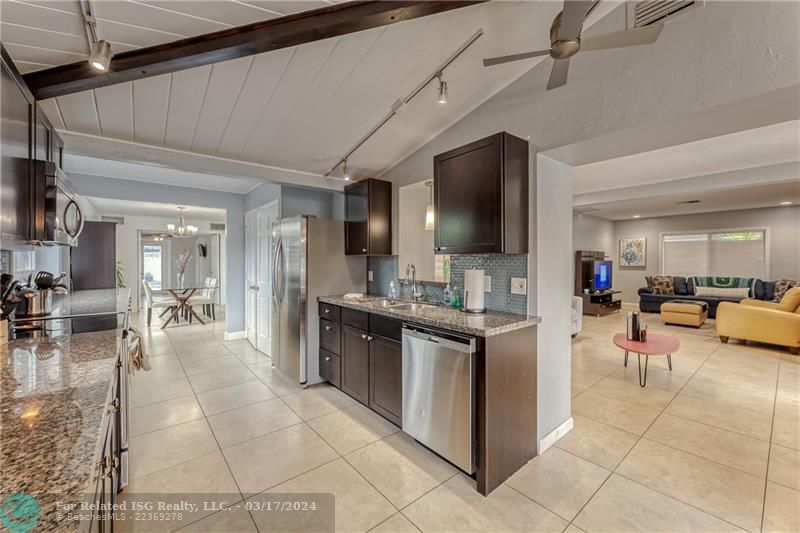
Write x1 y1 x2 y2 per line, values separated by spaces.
613 333 680 387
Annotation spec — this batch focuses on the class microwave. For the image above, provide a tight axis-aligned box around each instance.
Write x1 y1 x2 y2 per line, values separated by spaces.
31 160 84 246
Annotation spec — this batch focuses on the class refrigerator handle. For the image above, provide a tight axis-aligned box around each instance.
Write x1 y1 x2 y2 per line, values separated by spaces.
271 237 279 300
274 237 285 304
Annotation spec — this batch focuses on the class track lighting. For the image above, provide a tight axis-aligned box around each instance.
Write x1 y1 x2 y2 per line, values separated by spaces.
436 72 448 105
342 160 351 181
89 40 112 71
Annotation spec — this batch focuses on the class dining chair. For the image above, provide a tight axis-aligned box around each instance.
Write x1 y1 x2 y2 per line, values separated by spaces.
141 279 175 327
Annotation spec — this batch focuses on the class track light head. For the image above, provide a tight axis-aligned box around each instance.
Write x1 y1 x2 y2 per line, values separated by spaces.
89 40 112 72
436 73 448 104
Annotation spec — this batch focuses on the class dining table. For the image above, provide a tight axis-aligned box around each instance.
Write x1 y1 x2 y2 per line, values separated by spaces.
156 285 217 329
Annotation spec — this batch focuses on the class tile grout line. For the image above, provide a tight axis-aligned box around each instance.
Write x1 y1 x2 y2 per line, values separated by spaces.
759 357 782 533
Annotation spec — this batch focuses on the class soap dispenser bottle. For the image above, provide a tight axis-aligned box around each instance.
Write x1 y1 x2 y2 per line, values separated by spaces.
451 285 460 309
442 283 451 305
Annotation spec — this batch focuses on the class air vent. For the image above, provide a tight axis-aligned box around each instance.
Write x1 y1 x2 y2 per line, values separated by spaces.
677 200 702 205
101 216 125 225
209 223 226 231
629 1 698 27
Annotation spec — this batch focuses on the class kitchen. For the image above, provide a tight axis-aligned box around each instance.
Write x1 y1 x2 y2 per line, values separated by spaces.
0 1 573 531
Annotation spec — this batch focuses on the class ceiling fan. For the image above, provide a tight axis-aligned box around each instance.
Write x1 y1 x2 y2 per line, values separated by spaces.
483 0 664 90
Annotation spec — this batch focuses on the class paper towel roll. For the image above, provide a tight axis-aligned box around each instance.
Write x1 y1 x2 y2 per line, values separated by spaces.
463 269 486 313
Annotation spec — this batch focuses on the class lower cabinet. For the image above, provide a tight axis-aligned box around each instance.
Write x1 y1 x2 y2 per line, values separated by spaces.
341 325 370 404
320 304 402 426
369 335 402 426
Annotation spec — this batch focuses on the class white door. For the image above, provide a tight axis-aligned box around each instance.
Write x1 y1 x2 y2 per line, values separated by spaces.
256 201 279 353
245 211 257 347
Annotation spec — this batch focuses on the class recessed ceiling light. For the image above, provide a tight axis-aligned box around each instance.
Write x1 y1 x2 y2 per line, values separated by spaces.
632 215 641 218
780 201 793 206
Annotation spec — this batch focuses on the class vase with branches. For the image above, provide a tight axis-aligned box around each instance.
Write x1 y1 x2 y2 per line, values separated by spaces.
175 248 193 289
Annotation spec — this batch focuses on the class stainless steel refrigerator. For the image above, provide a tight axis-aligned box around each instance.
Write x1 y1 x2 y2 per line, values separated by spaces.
271 216 366 385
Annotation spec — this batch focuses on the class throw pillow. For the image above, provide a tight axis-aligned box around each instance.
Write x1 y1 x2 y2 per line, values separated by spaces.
773 280 800 303
673 276 688 295
645 276 654 289
776 286 800 312
650 275 673 295
694 286 750 298
753 279 775 301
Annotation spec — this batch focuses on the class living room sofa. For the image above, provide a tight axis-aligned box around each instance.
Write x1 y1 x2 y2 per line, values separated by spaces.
717 287 800 354
638 277 779 319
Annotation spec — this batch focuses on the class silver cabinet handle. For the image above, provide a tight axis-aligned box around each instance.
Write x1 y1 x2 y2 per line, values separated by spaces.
325 356 331 361
367 335 373 341
362 248 367 253
361 334 367 340
324 308 330 314
325 325 332 331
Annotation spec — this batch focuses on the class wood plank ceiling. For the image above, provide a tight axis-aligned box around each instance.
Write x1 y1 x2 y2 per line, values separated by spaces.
2 0 562 180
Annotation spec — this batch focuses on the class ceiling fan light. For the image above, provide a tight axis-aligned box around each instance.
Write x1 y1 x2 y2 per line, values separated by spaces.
89 40 112 72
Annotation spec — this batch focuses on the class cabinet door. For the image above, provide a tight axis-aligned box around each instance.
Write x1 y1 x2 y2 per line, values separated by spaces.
345 180 369 255
319 348 341 388
434 134 502 254
341 325 370 404
367 179 392 255
369 335 402 426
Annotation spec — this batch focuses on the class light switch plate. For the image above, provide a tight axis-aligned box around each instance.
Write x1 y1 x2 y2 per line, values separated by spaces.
511 277 527 295
368 271 373 282
484 275 492 292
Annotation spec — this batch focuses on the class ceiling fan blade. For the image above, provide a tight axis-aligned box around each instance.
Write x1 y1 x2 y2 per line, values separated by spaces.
559 0 592 41
483 49 550 67
546 58 570 90
581 23 664 52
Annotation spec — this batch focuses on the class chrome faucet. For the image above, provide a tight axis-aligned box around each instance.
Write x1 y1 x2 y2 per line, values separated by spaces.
404 264 423 302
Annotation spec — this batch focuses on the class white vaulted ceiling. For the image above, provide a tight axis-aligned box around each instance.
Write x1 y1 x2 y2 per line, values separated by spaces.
1 0 615 183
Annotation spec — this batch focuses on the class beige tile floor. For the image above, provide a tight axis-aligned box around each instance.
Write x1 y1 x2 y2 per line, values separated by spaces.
124 309 799 532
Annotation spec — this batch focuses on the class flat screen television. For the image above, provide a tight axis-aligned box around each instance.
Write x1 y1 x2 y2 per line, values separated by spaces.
592 260 612 291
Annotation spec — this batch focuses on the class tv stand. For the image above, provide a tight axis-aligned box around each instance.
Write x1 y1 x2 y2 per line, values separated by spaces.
581 290 622 317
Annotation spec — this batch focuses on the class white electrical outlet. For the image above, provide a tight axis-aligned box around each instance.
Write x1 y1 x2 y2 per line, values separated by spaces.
368 271 373 282
511 277 527 295
484 275 492 292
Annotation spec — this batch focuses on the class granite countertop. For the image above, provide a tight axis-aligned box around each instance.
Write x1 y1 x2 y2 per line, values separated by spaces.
319 295 541 337
0 325 123 529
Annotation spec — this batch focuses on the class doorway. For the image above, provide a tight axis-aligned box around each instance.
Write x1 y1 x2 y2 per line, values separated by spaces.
245 200 280 353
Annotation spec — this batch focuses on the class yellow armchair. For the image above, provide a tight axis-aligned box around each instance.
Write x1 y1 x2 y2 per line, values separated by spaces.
716 287 800 354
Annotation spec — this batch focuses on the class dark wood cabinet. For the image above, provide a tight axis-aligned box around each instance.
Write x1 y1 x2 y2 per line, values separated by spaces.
319 304 402 426
369 334 402 426
433 132 528 254
341 324 370 404
72 221 117 290
345 178 392 255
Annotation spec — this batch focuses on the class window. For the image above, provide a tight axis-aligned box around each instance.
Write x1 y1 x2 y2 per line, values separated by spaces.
662 230 766 278
142 244 163 290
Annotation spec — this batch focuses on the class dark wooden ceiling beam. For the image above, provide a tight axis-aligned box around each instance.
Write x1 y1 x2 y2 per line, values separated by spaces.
23 0 485 100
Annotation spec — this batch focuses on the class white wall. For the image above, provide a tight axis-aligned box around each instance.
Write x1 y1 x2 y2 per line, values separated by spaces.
612 206 800 302
573 213 615 256
535 155 574 442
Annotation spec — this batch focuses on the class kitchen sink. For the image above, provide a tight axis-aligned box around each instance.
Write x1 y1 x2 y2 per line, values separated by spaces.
367 299 401 308
389 303 439 312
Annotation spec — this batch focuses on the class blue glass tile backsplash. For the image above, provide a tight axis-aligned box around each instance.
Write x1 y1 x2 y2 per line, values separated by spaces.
367 255 528 315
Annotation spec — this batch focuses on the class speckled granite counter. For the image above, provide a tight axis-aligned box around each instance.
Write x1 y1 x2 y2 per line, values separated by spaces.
1 310 126 529
318 295 540 337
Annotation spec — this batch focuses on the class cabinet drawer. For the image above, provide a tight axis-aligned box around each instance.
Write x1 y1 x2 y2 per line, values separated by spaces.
319 318 341 355
369 314 402 342
342 307 369 330
319 302 340 322
319 349 341 388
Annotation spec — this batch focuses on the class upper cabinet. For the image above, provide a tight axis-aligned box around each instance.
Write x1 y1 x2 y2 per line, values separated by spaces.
345 178 392 256
433 132 528 255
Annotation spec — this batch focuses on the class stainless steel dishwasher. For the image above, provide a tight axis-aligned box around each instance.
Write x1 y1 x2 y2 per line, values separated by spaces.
402 324 476 473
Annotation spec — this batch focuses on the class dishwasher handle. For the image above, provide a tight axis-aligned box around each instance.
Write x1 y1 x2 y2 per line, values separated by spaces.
402 326 475 353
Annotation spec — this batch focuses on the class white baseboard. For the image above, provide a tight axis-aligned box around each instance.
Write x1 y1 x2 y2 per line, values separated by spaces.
223 330 247 341
538 417 574 454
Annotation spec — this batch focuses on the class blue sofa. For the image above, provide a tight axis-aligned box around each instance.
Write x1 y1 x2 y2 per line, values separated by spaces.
638 277 775 319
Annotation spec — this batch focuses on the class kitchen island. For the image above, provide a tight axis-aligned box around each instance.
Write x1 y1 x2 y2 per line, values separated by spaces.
318 295 540 496
1 289 130 531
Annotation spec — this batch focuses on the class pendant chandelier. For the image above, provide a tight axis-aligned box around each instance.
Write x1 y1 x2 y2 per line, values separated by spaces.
167 207 198 238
